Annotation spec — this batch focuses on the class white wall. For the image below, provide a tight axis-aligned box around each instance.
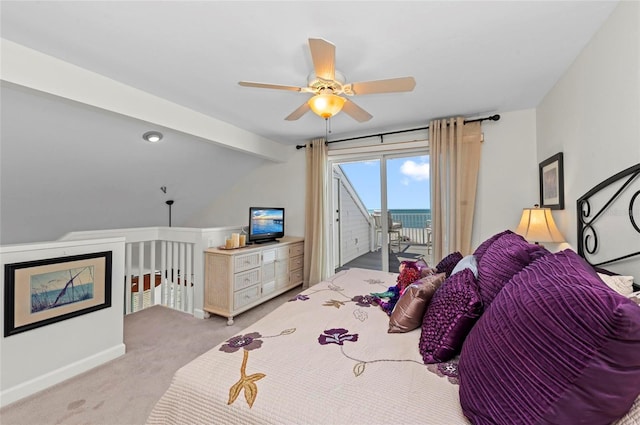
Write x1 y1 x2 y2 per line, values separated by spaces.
185 148 306 238
187 111 540 257
0 238 126 407
471 109 539 250
537 0 640 276
338 176 372 265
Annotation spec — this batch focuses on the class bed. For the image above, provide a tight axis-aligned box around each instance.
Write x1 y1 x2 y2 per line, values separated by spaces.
147 164 640 425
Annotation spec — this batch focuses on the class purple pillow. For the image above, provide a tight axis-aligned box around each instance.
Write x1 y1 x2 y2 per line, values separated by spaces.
476 232 548 308
459 249 640 425
472 229 513 264
435 251 463 277
419 268 482 363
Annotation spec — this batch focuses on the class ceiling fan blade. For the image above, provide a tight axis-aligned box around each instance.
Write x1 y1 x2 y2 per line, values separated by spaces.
239 81 305 92
347 77 416 95
308 38 335 81
342 99 373 122
285 102 311 121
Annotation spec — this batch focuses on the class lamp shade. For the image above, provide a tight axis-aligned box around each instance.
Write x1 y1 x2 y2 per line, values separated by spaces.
515 206 565 243
308 93 346 119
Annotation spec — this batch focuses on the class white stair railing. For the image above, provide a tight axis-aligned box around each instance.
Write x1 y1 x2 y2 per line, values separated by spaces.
126 239 196 314
59 226 241 318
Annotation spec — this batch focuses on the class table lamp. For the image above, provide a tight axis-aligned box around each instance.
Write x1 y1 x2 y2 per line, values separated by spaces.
515 204 565 245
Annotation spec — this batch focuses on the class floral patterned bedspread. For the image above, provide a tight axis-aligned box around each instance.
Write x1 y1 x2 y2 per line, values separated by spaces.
146 268 470 425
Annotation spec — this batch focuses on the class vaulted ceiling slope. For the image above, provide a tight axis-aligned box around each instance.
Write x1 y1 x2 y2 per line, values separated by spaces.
0 1 619 244
0 83 266 244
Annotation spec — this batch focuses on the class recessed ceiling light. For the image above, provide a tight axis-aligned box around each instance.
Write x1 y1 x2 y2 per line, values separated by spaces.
143 131 163 143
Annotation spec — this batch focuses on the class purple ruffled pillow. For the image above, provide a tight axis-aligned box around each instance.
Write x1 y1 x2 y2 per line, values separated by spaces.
472 229 513 264
419 268 482 363
459 249 640 425
476 232 549 308
435 251 463 277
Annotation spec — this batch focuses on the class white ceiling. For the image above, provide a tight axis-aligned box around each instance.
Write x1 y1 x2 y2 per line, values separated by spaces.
0 1 623 244
0 1 619 146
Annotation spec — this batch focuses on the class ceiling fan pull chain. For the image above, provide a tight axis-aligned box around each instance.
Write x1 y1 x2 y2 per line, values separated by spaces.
325 118 329 141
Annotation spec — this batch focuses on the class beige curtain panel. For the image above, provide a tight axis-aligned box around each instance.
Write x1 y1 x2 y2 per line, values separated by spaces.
430 117 483 261
303 138 329 287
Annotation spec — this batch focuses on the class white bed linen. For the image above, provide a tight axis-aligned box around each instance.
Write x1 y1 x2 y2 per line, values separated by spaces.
147 268 469 425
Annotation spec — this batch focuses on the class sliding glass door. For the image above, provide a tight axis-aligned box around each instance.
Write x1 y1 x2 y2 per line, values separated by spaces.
332 158 383 271
385 155 432 268
330 150 430 273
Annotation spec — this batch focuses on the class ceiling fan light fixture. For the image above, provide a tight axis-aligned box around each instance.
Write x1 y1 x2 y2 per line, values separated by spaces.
308 93 346 119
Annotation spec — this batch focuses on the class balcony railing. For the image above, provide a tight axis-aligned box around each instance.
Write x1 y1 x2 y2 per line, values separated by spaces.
390 211 432 246
372 211 431 245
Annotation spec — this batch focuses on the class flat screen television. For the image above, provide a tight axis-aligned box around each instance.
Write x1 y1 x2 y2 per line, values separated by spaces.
248 207 285 244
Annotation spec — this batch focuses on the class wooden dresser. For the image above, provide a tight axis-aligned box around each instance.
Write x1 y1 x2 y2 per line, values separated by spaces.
203 236 304 324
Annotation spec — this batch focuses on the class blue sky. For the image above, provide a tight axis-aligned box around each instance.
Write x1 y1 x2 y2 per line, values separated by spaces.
339 155 430 210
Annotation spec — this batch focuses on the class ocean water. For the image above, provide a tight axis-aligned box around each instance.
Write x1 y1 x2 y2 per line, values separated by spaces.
369 209 431 228
31 282 94 313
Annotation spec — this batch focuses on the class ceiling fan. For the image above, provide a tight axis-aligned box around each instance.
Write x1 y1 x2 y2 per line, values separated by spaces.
239 38 416 122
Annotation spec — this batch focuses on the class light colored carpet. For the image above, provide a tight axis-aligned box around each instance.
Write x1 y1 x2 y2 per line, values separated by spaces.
0 287 302 425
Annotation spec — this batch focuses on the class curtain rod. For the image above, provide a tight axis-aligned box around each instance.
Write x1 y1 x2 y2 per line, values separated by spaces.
295 114 500 149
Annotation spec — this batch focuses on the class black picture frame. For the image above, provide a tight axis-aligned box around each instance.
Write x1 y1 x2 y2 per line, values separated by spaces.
539 152 565 210
4 251 112 337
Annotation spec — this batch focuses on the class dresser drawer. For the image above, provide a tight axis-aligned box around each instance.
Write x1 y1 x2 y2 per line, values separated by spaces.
290 268 304 285
289 255 303 271
289 242 304 257
234 252 261 273
234 285 261 309
234 268 261 291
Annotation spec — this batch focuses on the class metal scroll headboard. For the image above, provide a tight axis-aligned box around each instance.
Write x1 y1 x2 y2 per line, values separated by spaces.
577 163 640 270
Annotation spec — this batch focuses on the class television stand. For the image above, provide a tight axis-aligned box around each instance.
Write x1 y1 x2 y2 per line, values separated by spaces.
203 236 304 325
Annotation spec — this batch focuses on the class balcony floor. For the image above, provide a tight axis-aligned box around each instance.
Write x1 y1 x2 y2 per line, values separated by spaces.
336 243 432 274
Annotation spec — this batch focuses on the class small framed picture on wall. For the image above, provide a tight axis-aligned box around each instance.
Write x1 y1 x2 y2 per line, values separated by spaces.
539 152 564 210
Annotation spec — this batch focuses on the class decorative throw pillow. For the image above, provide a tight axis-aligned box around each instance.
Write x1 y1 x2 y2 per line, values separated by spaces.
419 268 482 363
396 267 422 295
476 232 548 308
450 254 478 278
434 251 463 277
399 258 431 277
459 249 640 425
598 272 635 296
472 229 513 264
388 273 446 333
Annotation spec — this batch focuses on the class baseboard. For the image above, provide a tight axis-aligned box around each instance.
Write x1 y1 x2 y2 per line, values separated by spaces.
0 343 126 408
